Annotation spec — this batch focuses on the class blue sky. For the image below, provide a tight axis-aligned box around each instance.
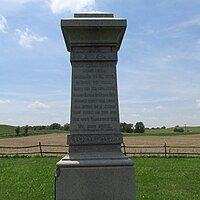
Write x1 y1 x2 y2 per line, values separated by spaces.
0 0 200 127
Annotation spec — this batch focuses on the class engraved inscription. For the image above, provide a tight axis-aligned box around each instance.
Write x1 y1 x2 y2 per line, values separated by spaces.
68 134 123 145
70 61 120 134
71 47 117 61
71 52 117 61
66 19 125 27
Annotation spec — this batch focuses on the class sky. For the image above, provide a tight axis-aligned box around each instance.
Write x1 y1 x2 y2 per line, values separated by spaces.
0 0 200 127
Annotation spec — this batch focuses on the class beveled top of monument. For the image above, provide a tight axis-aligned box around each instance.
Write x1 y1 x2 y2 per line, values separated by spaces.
61 12 126 27
74 12 114 18
61 12 127 52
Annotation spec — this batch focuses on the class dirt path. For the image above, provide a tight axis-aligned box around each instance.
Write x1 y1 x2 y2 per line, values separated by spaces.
0 133 199 146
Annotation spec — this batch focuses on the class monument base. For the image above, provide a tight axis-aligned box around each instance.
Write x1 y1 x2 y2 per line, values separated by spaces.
56 157 136 200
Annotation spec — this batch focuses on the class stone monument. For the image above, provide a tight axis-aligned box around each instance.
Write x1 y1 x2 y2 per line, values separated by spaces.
56 12 136 200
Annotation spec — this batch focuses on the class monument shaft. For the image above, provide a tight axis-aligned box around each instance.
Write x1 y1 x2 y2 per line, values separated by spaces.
71 48 119 135
56 13 136 200
68 47 122 147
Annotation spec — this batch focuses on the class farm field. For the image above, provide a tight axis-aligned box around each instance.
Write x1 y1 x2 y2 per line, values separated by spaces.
0 157 199 200
0 132 200 146
1 133 200 157
0 125 16 138
124 126 200 136
1 126 200 157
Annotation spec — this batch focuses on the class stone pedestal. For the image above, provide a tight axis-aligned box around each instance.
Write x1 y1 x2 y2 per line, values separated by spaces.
56 12 136 200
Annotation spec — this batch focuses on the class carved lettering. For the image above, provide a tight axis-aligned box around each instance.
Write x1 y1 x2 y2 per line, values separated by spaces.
70 60 119 134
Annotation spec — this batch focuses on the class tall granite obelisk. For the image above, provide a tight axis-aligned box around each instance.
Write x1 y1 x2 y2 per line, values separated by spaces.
56 13 136 200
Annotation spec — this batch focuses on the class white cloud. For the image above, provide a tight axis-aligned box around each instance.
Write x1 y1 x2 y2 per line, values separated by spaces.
0 0 96 15
15 28 47 48
181 16 200 28
49 0 95 14
0 15 8 33
142 16 200 38
196 99 200 108
165 16 200 32
27 101 49 109
0 99 10 104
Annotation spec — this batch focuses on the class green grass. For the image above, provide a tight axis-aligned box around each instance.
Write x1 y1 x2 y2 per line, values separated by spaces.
0 125 67 138
25 129 67 136
0 157 60 200
135 157 200 200
0 125 16 138
0 157 199 200
123 126 200 136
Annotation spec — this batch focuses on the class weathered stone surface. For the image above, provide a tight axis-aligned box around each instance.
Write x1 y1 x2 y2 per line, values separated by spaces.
70 59 120 136
56 166 135 200
56 12 136 200
71 47 117 61
67 134 122 145
74 12 114 18
61 13 127 52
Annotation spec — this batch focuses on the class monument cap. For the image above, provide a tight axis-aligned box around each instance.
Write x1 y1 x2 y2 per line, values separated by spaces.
61 12 127 52
74 12 114 18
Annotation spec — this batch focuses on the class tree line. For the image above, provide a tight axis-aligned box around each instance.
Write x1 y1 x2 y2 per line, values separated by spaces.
15 122 186 136
15 122 147 136
120 122 146 133
15 123 70 136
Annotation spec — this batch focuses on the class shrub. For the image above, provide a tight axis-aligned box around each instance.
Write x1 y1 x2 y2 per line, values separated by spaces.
50 123 61 130
174 126 184 132
15 126 20 136
24 125 29 135
126 123 134 133
120 122 126 132
120 122 134 133
63 123 70 131
134 122 145 133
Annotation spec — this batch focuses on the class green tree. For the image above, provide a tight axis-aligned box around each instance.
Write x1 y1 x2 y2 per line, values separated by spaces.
63 123 70 131
15 126 20 136
120 122 127 132
126 123 134 133
174 125 184 133
33 125 46 130
134 122 145 133
120 122 133 133
24 125 29 135
50 123 61 130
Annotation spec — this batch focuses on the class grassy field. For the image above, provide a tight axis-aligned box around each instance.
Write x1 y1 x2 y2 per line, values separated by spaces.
0 125 67 138
0 157 199 200
1 124 200 138
0 125 16 138
123 126 200 136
